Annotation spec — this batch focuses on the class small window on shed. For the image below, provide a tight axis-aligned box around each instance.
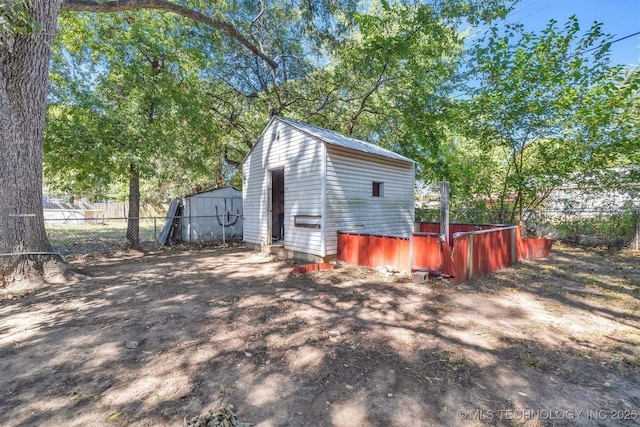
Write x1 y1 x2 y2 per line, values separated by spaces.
372 182 384 197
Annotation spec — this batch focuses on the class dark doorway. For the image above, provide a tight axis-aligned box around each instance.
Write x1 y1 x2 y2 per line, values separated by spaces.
270 168 285 243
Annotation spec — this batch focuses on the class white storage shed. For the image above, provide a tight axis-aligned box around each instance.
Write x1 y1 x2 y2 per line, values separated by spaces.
241 116 415 261
158 187 243 245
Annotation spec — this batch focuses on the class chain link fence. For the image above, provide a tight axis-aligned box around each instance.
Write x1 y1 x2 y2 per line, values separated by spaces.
45 208 639 256
416 208 640 250
46 215 243 255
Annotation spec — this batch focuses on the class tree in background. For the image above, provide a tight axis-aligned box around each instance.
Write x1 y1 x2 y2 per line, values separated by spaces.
452 16 636 223
175 0 361 167
253 0 511 161
44 0 513 228
47 10 225 248
574 66 639 190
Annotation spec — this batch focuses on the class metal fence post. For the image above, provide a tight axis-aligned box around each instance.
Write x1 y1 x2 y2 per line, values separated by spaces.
440 181 450 245
188 199 192 244
466 234 473 281
635 209 640 252
511 227 517 263
153 217 157 243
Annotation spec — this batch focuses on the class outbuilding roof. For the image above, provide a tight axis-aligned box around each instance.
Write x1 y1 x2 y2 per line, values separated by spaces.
275 116 414 164
240 116 414 167
183 186 241 198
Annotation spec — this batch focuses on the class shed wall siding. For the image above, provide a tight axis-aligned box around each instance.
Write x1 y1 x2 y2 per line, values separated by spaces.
182 189 242 243
325 148 414 255
242 121 325 256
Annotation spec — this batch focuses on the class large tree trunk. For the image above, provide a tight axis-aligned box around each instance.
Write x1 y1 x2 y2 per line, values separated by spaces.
126 163 141 249
0 1 64 284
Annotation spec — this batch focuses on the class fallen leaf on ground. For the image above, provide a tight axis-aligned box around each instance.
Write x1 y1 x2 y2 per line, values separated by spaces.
107 411 122 421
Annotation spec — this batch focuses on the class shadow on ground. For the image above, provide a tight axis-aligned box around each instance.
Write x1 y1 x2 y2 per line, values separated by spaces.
0 243 639 426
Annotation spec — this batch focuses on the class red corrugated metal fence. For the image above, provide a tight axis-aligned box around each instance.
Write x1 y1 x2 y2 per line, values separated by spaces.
337 232 411 271
337 224 553 282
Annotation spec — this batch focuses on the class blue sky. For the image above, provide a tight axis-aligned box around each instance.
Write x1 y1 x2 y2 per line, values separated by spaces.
503 0 640 67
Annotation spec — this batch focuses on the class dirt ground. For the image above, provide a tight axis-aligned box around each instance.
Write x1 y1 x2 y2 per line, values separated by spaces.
1 243 639 427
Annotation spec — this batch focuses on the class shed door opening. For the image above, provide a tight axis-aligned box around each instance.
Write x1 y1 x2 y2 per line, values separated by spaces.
270 168 285 244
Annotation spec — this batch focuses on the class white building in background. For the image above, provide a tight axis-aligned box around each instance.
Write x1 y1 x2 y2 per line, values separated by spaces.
545 168 639 213
158 187 243 245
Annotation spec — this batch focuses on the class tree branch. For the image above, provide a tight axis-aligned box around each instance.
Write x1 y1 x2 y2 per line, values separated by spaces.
347 62 389 135
249 0 265 39
60 0 278 70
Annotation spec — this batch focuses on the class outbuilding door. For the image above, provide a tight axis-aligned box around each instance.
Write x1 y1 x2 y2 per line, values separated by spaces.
269 168 285 244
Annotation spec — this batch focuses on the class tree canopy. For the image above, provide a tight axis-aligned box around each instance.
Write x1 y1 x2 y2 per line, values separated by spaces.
437 16 639 221
44 2 639 218
45 0 514 203
46 9 224 200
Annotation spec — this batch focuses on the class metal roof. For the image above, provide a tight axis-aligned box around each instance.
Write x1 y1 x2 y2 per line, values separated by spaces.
183 186 241 198
275 116 414 164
